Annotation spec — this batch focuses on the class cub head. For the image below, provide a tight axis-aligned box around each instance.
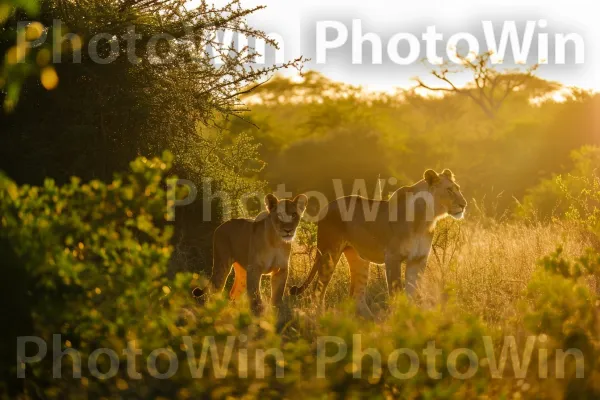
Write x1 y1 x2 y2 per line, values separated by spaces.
424 169 467 220
264 193 308 242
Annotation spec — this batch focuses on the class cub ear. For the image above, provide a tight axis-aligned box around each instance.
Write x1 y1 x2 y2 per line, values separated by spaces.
441 169 455 181
294 194 308 215
423 169 440 185
264 193 278 212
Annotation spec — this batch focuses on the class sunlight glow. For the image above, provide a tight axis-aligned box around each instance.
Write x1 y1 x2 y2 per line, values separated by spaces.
187 0 599 92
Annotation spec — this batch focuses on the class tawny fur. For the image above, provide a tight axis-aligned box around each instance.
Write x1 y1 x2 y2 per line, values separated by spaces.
196 194 307 314
290 169 467 318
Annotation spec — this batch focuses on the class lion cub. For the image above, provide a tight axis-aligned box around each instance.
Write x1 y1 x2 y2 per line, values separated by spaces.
193 193 307 314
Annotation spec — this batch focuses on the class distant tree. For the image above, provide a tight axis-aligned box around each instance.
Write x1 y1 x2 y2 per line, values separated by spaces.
414 52 558 119
246 70 359 106
221 70 599 216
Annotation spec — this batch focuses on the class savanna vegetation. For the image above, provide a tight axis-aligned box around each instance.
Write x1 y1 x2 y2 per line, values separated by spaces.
1 0 599 399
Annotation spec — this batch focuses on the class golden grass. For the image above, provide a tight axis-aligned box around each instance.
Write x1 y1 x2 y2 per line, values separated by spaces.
287 218 593 326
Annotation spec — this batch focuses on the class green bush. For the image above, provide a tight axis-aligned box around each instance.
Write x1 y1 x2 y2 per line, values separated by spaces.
0 152 191 396
518 145 600 227
521 248 600 398
2 152 599 399
0 152 317 399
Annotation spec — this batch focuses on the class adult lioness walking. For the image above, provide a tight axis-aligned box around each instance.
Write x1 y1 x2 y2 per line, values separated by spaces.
193 194 307 314
290 169 466 317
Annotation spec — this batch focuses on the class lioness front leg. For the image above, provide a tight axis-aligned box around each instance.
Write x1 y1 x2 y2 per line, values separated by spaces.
246 267 264 314
229 262 247 301
270 267 289 308
344 247 374 319
405 256 427 300
384 254 404 296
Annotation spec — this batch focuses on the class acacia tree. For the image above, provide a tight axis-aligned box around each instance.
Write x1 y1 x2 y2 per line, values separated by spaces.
1 0 303 181
414 52 557 119
0 0 304 272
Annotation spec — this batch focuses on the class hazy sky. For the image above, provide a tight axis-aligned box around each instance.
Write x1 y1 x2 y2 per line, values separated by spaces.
191 0 599 91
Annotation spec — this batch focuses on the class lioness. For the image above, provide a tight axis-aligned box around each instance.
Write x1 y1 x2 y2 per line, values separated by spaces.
193 193 307 314
290 169 466 317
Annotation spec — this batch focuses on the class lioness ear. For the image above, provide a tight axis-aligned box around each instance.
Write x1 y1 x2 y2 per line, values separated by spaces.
424 169 440 185
264 193 278 212
294 194 308 215
441 169 455 181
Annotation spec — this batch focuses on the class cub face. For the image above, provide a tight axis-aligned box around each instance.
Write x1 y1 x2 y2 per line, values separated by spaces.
264 193 308 242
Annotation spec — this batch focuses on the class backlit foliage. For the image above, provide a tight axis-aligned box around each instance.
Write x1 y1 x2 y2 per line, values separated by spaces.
0 153 599 398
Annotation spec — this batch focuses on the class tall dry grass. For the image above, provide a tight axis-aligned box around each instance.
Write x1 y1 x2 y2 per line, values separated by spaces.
287 215 594 326
425 219 592 324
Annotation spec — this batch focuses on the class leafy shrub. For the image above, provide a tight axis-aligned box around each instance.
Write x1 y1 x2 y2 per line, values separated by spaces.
310 298 497 399
0 153 318 399
521 247 600 398
518 145 600 227
1 152 600 399
0 0 43 111
0 152 193 397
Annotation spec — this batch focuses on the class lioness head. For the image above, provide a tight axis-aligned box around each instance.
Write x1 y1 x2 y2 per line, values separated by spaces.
424 169 467 220
264 193 308 242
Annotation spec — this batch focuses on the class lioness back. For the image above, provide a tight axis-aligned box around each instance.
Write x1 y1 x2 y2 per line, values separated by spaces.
290 169 467 316
317 195 390 263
